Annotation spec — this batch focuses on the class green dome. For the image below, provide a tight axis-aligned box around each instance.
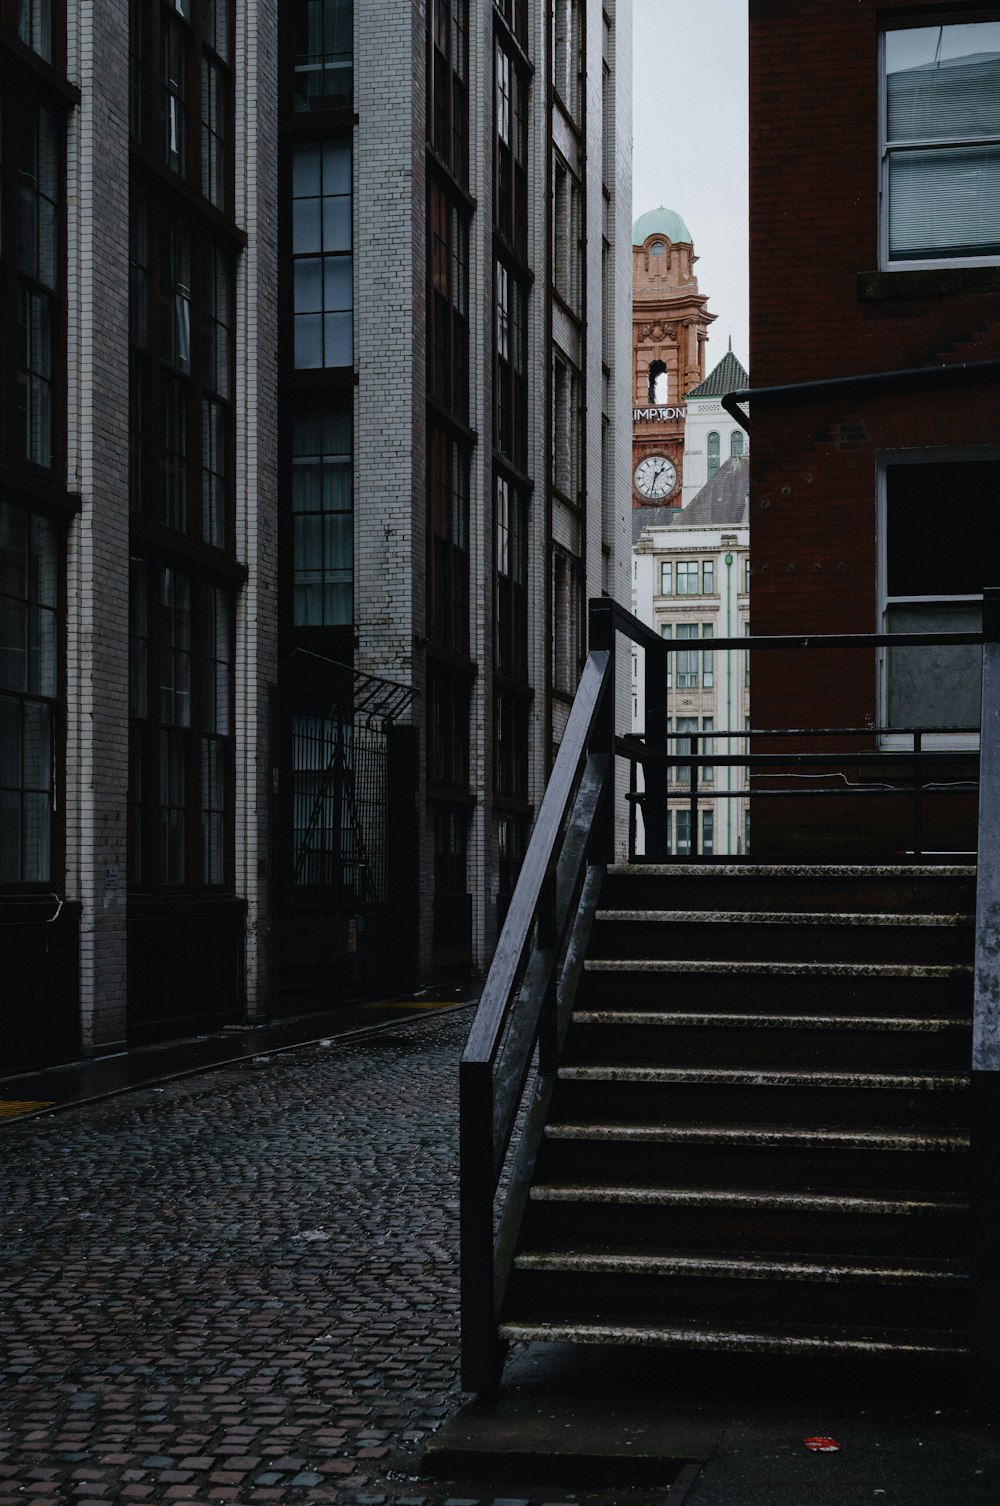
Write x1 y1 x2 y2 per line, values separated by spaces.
632 206 693 247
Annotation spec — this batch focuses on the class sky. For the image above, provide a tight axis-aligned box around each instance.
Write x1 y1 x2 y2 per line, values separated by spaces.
632 0 750 370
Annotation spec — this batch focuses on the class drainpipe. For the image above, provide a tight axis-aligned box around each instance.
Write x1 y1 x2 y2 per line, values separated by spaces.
724 551 733 854
722 358 1000 432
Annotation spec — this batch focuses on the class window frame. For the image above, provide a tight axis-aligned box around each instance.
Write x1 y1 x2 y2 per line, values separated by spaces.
128 1 235 216
127 556 236 895
879 14 1000 271
0 498 65 892
876 446 998 749
129 191 237 554
0 83 68 484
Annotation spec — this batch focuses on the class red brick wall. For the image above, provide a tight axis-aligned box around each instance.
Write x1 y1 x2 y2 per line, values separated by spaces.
747 0 999 854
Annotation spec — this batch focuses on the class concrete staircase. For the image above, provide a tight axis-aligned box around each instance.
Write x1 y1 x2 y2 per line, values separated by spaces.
499 863 976 1361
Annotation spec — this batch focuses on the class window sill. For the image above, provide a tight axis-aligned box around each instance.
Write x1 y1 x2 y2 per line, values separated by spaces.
858 266 1000 302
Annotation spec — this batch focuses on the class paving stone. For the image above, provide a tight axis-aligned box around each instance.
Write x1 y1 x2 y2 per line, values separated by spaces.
0 1016 477 1506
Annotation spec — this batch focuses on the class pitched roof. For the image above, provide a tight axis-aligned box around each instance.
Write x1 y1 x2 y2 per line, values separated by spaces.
686 347 749 400
683 455 750 525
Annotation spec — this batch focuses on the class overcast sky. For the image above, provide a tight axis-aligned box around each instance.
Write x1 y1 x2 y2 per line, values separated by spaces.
632 0 750 371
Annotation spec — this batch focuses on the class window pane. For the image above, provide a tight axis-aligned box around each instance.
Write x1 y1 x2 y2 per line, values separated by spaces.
886 461 999 597
889 144 1000 260
886 602 982 731
886 27 1000 142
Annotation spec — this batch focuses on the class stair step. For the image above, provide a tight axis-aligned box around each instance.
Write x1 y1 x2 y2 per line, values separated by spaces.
585 959 972 977
595 909 972 927
599 863 977 916
513 1250 968 1285
497 1317 968 1358
544 1122 971 1152
571 1011 968 1032
558 1065 969 1091
606 864 976 878
528 1184 967 1217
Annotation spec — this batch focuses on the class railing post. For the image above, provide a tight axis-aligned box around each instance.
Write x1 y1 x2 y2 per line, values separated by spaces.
588 599 616 864
460 1060 499 1394
912 729 924 860
971 585 1000 1412
644 632 668 862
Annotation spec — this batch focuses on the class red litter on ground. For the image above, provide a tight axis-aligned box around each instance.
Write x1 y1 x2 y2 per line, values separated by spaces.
804 1437 841 1453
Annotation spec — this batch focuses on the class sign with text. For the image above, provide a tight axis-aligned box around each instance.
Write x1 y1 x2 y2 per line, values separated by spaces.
634 406 686 422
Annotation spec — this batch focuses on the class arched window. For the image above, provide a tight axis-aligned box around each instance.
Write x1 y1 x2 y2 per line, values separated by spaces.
730 430 744 457
650 241 665 257
648 360 668 405
707 431 720 478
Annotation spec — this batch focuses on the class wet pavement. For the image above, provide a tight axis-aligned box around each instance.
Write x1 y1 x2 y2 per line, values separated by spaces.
0 1011 677 1506
2 1008 997 1505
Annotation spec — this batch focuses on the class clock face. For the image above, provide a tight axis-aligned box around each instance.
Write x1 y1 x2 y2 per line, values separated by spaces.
634 454 677 500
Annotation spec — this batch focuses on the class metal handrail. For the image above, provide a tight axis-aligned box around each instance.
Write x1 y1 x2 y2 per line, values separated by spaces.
460 648 613 1393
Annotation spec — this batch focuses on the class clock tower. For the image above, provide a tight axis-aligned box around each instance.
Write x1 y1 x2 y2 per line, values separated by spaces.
632 208 715 508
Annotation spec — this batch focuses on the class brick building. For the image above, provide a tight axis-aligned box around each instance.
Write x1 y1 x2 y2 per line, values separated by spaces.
630 206 715 509
745 0 1000 857
0 1 633 1074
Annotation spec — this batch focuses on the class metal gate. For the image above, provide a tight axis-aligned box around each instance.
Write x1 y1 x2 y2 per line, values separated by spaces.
274 653 414 1007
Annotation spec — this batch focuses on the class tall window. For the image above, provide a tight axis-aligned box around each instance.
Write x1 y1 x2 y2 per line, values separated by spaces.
495 36 528 256
730 429 744 457
429 426 469 655
292 140 352 368
675 625 699 690
553 155 583 314
707 430 721 478
495 259 527 464
429 182 469 419
129 560 234 890
129 196 234 547
496 474 528 680
0 95 61 472
552 549 582 696
431 0 468 184
131 2 233 212
0 501 58 885
293 0 353 112
553 0 582 121
552 353 581 501
290 405 353 627
882 20 1000 267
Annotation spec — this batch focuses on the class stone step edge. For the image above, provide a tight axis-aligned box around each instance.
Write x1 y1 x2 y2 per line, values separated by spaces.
513 1251 969 1286
571 1010 969 1032
584 959 973 978
558 1065 969 1091
606 863 976 878
595 909 973 927
543 1123 971 1152
529 1184 967 1216
497 1318 968 1358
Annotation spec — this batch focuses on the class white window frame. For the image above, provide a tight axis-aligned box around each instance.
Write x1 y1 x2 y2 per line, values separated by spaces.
879 16 1000 271
877 447 995 749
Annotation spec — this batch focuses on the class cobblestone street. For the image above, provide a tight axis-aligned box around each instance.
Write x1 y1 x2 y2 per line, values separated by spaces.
0 1013 674 1506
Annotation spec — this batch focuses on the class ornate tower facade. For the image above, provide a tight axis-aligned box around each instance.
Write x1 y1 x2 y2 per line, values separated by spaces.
631 208 715 508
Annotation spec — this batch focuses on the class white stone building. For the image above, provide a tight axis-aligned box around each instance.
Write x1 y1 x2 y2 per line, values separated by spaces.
632 459 751 856
0 1 633 1074
681 346 750 507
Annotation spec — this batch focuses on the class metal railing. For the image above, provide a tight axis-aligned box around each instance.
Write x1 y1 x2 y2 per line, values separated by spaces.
460 590 1000 1395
